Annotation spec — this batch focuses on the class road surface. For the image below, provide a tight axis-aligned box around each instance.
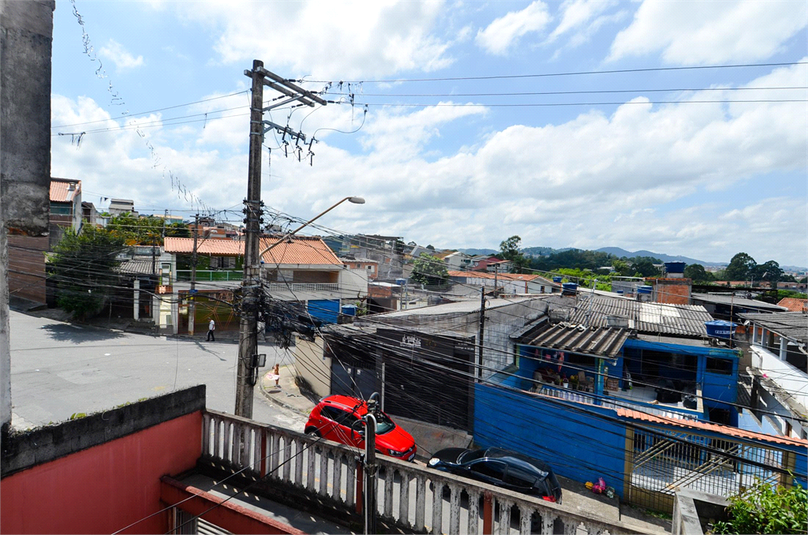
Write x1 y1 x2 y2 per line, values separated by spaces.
8 310 307 430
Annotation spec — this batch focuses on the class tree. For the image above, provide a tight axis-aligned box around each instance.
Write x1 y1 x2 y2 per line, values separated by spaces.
630 257 661 278
107 214 189 245
499 235 529 273
712 478 807 534
410 254 449 287
724 252 757 281
49 226 126 320
754 260 783 285
684 263 714 283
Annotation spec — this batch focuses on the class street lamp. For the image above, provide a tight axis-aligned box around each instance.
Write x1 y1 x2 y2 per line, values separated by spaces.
235 195 365 419
258 196 365 258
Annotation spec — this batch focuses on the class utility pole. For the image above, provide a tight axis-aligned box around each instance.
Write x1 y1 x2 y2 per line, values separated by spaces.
363 395 379 535
235 60 327 419
189 213 199 336
478 287 486 382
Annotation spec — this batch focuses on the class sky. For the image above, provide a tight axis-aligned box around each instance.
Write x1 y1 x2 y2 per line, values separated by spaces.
50 0 808 267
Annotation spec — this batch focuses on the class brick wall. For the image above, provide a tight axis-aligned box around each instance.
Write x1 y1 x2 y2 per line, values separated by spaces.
7 235 47 305
654 278 692 305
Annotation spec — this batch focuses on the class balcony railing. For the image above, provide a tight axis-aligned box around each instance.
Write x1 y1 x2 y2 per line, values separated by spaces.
540 385 703 421
263 282 340 293
202 410 647 535
175 270 243 282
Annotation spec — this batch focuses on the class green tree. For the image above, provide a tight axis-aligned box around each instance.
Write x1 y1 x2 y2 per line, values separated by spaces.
107 214 188 245
411 254 449 287
684 263 714 283
630 257 661 278
724 252 757 281
499 235 529 273
712 478 807 534
50 226 127 320
755 260 783 285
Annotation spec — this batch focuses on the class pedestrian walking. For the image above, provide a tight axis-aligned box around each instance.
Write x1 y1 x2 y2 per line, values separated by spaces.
206 319 215 341
272 363 280 387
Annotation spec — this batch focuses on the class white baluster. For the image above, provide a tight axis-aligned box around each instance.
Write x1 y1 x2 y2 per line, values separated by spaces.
449 484 461 535
432 480 443 535
319 446 329 495
346 456 356 506
384 468 394 518
541 511 557 535
294 438 304 486
414 476 426 532
467 490 480 535
282 436 292 481
399 469 410 528
333 452 343 502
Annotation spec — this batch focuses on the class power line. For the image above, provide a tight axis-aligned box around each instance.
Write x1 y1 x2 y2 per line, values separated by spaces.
301 61 808 84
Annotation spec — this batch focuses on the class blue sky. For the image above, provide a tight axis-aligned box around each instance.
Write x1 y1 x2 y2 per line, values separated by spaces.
50 0 808 267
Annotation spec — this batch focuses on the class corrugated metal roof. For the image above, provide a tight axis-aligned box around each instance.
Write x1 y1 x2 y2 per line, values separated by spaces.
163 236 343 267
616 408 808 447
545 293 713 337
519 322 628 359
116 259 155 275
448 270 557 285
738 312 808 344
692 292 787 311
50 179 81 203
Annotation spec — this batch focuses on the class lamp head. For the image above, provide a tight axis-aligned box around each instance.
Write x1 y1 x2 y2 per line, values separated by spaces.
347 196 365 204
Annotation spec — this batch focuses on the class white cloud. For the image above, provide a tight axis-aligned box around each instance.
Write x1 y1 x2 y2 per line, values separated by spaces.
50 62 808 266
98 39 145 71
475 1 551 55
176 0 454 79
609 0 808 64
547 0 613 43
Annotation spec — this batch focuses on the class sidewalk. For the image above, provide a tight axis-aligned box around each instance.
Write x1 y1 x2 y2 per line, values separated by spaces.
258 364 318 416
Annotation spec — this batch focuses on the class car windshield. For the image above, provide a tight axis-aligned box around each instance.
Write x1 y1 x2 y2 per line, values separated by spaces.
459 449 488 464
375 411 395 435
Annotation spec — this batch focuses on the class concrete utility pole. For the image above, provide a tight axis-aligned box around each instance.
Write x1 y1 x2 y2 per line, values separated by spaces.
235 60 327 419
188 213 199 336
477 287 486 382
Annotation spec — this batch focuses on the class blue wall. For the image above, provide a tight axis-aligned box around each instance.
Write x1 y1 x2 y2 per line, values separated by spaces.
475 379 629 497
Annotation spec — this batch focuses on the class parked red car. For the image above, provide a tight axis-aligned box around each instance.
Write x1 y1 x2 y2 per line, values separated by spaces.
305 395 417 461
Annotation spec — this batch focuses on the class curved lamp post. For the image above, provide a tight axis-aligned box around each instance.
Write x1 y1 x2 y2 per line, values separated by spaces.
258 196 365 258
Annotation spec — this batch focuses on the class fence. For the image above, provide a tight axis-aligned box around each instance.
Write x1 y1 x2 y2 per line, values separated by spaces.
625 426 796 513
176 270 243 282
540 385 703 421
201 410 647 535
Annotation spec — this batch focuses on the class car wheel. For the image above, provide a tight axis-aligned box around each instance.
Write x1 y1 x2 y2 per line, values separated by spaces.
305 428 321 438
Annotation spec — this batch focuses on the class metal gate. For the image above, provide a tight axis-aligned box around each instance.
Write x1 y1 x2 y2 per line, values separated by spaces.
625 427 796 512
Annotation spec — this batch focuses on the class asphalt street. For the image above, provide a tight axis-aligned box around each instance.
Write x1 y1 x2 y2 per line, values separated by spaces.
8 310 307 431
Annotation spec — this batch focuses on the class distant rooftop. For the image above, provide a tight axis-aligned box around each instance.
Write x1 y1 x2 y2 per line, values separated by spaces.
738 312 808 344
691 292 787 311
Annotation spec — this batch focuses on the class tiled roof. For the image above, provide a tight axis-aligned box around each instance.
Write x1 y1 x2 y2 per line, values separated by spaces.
164 237 243 255
518 321 628 359
616 408 808 448
545 293 714 337
777 297 808 312
259 236 342 266
163 236 343 267
50 178 80 203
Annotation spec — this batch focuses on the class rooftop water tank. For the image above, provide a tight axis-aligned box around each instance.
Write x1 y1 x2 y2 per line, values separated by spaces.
562 282 578 296
395 278 407 286
552 276 562 283
705 320 737 339
341 304 358 317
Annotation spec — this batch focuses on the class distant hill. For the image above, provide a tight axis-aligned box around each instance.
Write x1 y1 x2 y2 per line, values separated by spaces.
594 247 723 267
522 246 573 256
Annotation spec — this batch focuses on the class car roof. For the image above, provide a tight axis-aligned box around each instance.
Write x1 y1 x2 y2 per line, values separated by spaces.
484 447 552 475
321 395 368 415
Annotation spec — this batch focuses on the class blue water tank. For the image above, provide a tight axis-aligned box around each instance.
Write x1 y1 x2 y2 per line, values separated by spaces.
341 304 358 317
616 290 624 295
705 320 737 339
552 276 562 283
395 278 407 286
562 283 578 295
637 285 653 294
664 261 686 274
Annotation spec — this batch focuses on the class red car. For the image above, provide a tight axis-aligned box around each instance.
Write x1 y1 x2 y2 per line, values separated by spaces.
305 395 417 461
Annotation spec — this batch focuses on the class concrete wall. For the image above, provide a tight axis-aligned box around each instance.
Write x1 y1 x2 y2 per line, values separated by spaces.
0 0 55 432
294 337 330 398
1 386 205 534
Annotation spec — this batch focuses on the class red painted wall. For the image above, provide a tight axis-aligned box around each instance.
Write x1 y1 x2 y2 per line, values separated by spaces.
1 411 202 534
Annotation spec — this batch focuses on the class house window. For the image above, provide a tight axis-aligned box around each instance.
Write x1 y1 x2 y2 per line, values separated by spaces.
210 256 236 269
705 357 733 375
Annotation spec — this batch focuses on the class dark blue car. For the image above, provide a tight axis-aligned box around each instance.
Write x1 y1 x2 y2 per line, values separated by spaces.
427 447 562 503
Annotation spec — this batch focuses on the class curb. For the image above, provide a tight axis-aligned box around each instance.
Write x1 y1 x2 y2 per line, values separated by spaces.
258 372 309 416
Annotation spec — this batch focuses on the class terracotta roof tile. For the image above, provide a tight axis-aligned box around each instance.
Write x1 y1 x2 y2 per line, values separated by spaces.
50 179 81 203
777 297 808 312
616 408 808 448
448 270 554 284
163 236 343 267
